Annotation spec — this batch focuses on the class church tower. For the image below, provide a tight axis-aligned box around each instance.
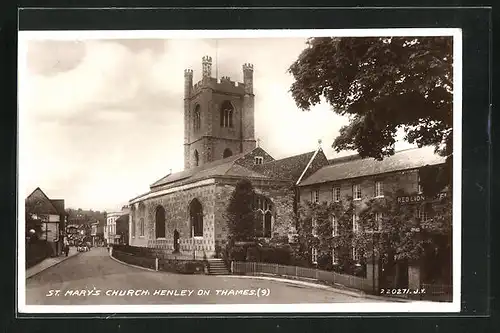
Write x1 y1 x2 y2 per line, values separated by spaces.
183 56 256 169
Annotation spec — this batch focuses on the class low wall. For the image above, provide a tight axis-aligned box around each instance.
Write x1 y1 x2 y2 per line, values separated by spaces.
112 249 206 275
26 240 53 268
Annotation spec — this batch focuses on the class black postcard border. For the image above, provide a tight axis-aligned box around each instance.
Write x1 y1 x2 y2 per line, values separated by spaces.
1 5 493 331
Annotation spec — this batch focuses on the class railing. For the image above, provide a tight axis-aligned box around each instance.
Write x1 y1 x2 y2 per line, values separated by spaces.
232 261 374 293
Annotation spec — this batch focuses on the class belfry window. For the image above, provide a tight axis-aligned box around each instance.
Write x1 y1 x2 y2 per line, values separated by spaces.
193 105 201 132
220 101 234 128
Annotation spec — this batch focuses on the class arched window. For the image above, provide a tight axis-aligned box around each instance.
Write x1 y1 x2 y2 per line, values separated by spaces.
254 195 273 238
140 217 145 236
193 104 201 132
189 199 203 237
194 150 199 167
223 148 233 158
220 101 234 128
155 206 166 238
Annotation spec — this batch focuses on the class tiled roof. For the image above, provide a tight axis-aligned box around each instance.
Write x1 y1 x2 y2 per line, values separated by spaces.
300 147 446 186
252 151 316 181
26 187 60 215
50 199 66 216
150 149 270 189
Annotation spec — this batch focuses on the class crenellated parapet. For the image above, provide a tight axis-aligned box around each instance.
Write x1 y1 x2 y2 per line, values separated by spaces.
242 63 254 94
191 77 246 95
202 55 212 78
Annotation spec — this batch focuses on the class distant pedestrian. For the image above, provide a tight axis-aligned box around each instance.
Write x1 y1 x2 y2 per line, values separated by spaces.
63 237 70 257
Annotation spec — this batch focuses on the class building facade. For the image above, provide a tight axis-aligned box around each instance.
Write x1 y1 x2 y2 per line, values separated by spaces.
91 221 105 246
298 147 451 291
25 187 67 256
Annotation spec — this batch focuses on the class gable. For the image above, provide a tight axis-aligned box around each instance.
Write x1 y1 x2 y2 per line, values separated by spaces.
252 150 316 182
233 146 274 169
297 149 329 185
25 188 59 215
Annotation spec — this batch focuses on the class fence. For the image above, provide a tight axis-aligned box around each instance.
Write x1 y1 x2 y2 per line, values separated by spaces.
232 261 374 293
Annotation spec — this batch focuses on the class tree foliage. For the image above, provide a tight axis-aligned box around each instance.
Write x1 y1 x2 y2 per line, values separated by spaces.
297 192 452 272
288 37 453 185
225 179 258 242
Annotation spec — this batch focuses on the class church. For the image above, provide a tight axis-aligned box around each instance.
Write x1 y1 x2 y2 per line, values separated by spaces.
128 56 329 258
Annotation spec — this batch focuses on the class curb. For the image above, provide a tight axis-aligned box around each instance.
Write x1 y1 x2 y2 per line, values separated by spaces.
109 252 405 302
26 250 82 279
219 274 407 302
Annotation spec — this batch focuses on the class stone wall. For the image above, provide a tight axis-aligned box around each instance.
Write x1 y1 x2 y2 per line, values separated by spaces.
213 178 296 244
130 182 217 258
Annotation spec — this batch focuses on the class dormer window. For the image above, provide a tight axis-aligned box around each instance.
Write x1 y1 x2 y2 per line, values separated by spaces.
254 156 263 165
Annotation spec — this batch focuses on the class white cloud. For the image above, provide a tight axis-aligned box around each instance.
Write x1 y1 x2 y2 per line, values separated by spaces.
19 35 415 211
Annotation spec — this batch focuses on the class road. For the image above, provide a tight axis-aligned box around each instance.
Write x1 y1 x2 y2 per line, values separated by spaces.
26 247 379 305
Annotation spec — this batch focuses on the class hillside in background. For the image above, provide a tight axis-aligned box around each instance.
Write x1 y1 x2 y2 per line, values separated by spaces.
66 208 106 227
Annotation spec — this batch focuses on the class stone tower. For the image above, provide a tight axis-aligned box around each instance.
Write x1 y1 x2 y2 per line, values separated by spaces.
183 56 256 169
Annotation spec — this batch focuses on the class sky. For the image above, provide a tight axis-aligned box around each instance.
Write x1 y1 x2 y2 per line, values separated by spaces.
19 34 416 212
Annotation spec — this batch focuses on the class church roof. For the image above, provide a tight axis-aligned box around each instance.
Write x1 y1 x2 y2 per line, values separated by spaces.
300 146 446 186
148 146 328 193
251 151 317 181
150 150 270 189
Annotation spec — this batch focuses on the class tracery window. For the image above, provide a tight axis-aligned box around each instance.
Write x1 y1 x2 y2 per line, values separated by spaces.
254 195 273 238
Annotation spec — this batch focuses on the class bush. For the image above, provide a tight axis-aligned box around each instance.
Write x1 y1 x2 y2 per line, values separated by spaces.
259 245 292 265
158 259 205 274
269 235 289 246
317 253 332 270
229 246 246 261
246 246 260 261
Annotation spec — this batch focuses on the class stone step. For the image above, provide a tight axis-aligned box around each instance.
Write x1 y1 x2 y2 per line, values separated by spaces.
207 260 230 275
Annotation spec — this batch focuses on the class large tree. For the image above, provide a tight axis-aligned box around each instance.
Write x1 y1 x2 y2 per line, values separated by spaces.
225 179 258 242
288 37 453 190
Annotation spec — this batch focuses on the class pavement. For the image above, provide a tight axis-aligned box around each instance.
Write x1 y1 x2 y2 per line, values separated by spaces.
26 246 80 279
25 247 385 305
